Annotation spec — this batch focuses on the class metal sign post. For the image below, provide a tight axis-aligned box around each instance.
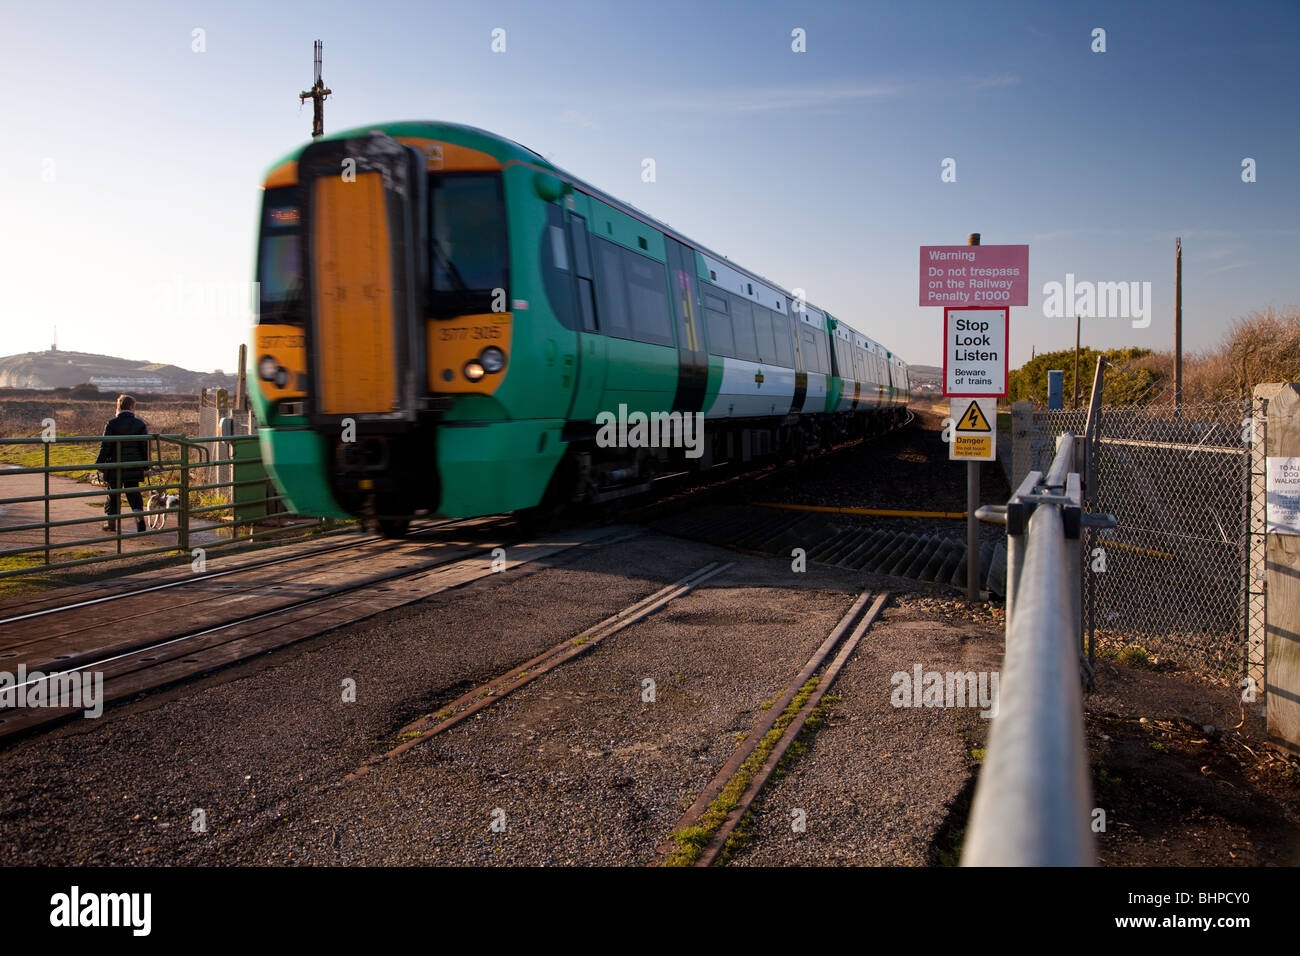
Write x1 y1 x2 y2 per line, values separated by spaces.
921 232 1021 601
965 234 981 600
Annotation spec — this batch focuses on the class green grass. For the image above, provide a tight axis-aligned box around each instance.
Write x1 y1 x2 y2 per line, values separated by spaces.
716 692 844 862
663 677 820 867
0 550 99 596
1117 644 1151 668
0 442 101 481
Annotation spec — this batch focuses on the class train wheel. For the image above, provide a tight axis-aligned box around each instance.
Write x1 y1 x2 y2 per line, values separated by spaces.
378 518 410 539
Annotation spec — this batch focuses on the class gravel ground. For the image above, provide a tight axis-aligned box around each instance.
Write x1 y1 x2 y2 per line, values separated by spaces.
1 530 956 866
726 594 1003 865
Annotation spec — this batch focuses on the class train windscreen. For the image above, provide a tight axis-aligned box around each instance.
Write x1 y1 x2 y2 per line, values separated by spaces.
428 173 507 315
257 186 303 325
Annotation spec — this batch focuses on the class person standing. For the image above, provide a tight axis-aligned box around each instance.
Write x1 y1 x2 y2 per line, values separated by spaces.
96 395 150 533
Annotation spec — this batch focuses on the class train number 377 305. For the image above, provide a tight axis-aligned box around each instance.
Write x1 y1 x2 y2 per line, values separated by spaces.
439 326 502 341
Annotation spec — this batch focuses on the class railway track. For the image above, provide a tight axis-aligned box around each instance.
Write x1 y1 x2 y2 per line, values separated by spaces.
0 520 635 740
346 559 735 780
0 515 485 623
622 412 917 525
657 589 889 866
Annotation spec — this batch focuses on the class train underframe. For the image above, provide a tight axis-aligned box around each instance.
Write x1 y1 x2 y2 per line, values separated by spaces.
307 405 906 536
543 405 909 512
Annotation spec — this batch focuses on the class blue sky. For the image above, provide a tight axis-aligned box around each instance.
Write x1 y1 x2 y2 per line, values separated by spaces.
0 0 1296 372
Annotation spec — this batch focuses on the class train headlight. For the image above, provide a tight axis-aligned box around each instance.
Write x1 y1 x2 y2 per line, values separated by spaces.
480 347 505 374
258 355 278 381
463 361 486 382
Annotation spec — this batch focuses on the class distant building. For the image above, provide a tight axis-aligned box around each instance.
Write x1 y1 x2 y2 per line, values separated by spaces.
88 375 165 391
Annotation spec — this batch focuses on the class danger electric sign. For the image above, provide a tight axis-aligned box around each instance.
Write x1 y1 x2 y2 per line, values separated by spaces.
943 306 1009 397
949 398 997 461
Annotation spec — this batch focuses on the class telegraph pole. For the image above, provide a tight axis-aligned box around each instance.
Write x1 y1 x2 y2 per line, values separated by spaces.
299 40 332 139
1072 314 1081 409
1175 237 1183 412
966 231 981 602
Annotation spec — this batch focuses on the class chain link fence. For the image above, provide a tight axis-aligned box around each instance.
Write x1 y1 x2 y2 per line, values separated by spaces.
1031 397 1252 683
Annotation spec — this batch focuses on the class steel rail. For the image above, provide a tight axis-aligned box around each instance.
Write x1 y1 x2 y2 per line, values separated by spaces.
0 516 492 627
0 525 627 739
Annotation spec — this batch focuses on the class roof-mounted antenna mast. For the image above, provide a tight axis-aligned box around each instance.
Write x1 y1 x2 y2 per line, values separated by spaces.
299 40 332 139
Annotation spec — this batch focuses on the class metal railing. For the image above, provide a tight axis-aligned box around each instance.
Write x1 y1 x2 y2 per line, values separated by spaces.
0 432 339 580
963 433 1115 866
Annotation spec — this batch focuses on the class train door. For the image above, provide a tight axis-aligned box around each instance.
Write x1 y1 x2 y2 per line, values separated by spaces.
296 134 427 428
665 239 708 413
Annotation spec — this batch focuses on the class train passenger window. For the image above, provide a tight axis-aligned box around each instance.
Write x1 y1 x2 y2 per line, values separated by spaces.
621 246 675 347
730 297 759 363
772 316 795 368
703 294 734 358
753 308 777 365
594 238 632 340
800 328 821 374
705 309 734 358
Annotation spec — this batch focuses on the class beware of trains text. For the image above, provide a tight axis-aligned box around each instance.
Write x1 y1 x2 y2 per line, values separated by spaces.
942 307 1008 397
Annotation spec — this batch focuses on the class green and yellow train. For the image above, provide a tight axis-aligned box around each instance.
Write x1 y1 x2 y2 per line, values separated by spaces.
249 121 909 536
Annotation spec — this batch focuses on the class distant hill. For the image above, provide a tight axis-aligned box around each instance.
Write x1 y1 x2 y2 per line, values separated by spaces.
0 350 236 393
907 364 942 385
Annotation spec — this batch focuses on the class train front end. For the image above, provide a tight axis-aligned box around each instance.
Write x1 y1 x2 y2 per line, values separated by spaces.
249 122 570 535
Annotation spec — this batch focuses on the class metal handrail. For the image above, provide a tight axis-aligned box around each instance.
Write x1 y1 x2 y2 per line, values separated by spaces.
0 431 340 580
962 432 1112 866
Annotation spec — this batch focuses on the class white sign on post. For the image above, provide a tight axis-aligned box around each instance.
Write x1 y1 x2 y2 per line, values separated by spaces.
943 307 1009 397
1266 457 1300 535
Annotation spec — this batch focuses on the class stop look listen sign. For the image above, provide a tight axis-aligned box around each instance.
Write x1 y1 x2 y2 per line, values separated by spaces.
943 307 1009 397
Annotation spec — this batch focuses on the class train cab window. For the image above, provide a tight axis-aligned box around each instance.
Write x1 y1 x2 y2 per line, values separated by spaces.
257 186 304 325
428 172 508 316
